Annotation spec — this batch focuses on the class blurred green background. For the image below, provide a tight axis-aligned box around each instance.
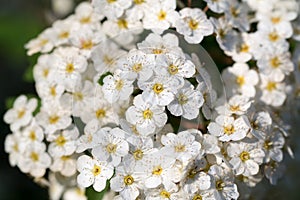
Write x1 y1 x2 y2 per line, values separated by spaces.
0 0 300 199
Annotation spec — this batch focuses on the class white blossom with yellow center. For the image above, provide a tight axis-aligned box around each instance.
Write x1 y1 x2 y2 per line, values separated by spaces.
227 142 265 176
77 155 114 192
126 94 167 136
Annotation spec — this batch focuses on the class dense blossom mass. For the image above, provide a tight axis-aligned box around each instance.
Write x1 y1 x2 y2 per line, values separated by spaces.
3 0 300 199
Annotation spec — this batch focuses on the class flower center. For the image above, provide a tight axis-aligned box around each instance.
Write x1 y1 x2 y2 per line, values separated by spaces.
134 0 144 4
124 175 134 185
95 109 106 119
270 56 281 68
175 144 186 152
92 165 101 176
73 92 83 101
158 10 167 21
271 16 281 24
268 32 279 42
66 63 75 73
266 81 277 91
115 80 124 91
178 93 188 105
133 149 144 160
117 19 128 29
216 180 225 191
192 194 203 200
56 135 66 146
240 151 250 162
17 109 25 119
168 64 179 75
81 39 93 49
153 83 164 94
143 109 153 119
189 19 199 30
132 63 143 72
49 115 60 124
240 43 249 53
80 16 91 24
236 76 245 86
187 168 197 179
106 143 117 153
50 86 56 96
160 190 170 198
29 131 36 141
224 124 235 135
264 140 273 150
30 152 39 162
59 31 69 39
152 166 163 175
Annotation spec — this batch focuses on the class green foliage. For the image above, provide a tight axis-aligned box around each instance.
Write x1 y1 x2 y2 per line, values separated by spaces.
86 181 110 200
97 72 113 86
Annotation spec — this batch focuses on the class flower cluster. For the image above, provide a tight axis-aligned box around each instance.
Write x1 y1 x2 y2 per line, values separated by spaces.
3 0 300 199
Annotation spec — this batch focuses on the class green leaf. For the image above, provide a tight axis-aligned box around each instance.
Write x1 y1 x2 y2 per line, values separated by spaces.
86 181 110 200
97 72 113 86
5 96 17 109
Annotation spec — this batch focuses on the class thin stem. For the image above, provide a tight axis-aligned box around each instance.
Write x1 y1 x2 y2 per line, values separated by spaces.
203 5 209 13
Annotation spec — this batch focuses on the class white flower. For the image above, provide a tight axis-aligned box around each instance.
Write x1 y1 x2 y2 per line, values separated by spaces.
36 80 65 103
18 141 51 178
50 154 78 177
77 155 114 192
60 80 94 118
76 119 100 153
102 11 143 45
161 130 201 164
63 187 87 200
50 47 87 91
215 94 252 116
80 85 119 127
91 40 127 74
222 63 259 98
4 132 23 167
181 160 211 194
208 165 239 200
142 0 179 34
257 43 294 82
167 80 204 119
135 149 178 190
102 69 135 103
74 2 104 28
92 0 132 20
110 160 144 200
125 94 167 136
47 125 79 158
260 129 285 162
224 0 250 32
118 49 155 82
36 101 72 134
204 0 229 13
207 115 251 142
137 33 183 56
259 74 287 107
20 119 44 145
91 127 129 167
227 142 265 176
33 54 54 82
175 8 213 44
52 17 79 47
25 28 54 55
4 95 37 132
210 17 238 52
155 53 196 81
139 71 181 106
70 26 105 58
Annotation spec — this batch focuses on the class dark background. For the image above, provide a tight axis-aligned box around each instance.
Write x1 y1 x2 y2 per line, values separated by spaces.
0 0 300 199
